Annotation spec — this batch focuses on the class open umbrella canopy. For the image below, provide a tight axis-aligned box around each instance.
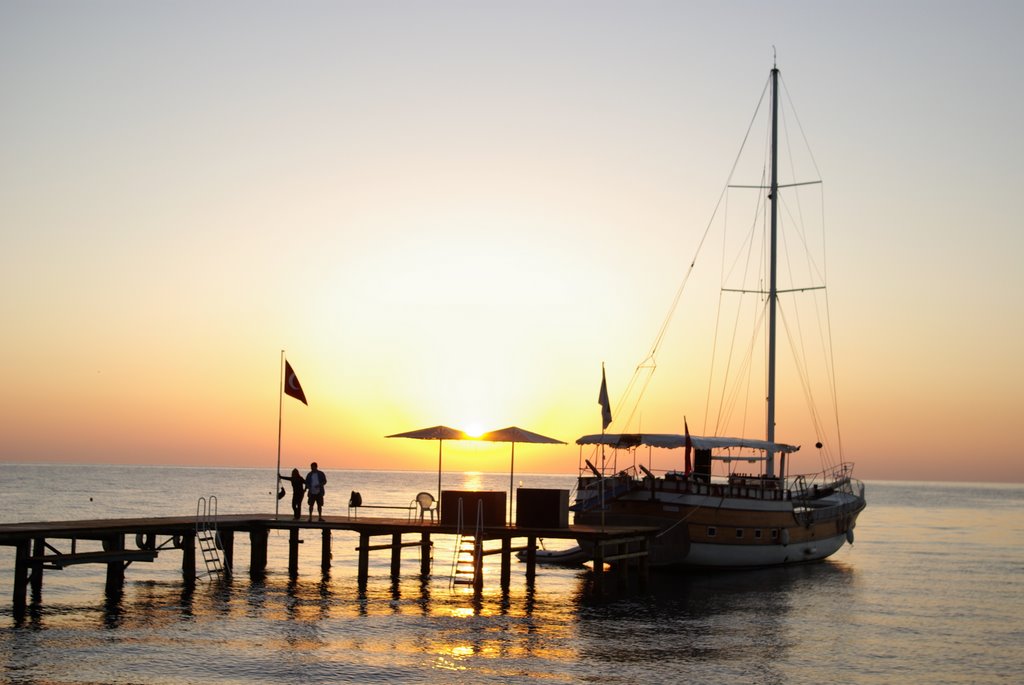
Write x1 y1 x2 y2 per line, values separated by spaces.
387 425 474 505
478 427 566 521
387 425 471 441
477 427 565 445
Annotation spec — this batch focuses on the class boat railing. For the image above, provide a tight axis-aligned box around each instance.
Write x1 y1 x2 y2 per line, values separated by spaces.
576 466 793 502
787 463 866 522
571 467 638 512
786 462 858 495
573 460 865 508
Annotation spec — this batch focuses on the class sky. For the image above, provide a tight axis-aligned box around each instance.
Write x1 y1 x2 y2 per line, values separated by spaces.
2 1 1022 483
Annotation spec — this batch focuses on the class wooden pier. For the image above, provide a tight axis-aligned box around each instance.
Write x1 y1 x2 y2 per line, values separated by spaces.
0 514 655 617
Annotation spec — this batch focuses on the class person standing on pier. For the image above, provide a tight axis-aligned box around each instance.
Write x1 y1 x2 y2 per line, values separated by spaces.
278 468 306 520
305 462 327 521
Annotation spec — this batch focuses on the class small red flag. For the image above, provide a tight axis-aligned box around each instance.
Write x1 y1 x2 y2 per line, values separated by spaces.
284 360 308 405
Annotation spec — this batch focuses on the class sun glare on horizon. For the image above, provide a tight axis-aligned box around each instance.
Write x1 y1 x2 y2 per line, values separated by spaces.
464 424 485 438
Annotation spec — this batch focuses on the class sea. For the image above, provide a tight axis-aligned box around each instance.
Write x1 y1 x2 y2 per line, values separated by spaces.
0 464 1022 684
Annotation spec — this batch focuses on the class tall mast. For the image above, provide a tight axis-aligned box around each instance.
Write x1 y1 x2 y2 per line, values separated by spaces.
766 65 780 478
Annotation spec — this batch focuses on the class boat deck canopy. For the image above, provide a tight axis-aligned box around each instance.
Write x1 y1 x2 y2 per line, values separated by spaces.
575 433 800 454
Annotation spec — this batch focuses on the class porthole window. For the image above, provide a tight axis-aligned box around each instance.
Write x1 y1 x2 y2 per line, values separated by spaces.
771 529 779 540
735 529 744 539
754 529 763 539
707 527 717 537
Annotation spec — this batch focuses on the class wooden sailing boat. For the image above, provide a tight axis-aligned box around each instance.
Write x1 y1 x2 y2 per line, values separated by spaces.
572 64 866 568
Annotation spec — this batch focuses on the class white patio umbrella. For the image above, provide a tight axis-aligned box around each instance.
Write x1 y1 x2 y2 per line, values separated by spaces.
477 426 566 522
386 425 472 506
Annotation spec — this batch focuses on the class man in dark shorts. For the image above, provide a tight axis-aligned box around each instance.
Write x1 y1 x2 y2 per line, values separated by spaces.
305 462 327 521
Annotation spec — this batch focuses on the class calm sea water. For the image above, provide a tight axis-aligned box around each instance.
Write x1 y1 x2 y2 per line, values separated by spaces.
1 464 1022 684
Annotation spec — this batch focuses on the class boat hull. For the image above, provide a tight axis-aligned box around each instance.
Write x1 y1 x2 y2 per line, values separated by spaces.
573 475 864 569
683 530 849 567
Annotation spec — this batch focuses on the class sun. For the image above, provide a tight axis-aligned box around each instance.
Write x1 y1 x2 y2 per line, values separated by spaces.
464 424 485 438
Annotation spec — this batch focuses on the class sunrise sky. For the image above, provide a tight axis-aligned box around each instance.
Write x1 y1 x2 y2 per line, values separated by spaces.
2 1 1022 483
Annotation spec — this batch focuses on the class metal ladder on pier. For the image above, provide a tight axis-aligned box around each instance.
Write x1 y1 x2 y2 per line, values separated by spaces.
450 498 484 589
196 496 229 579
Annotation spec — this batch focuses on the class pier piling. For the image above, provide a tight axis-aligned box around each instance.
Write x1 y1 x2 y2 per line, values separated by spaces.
321 529 332 573
500 538 512 589
30 538 44 599
220 530 234 577
180 530 196 584
103 534 125 595
248 528 267 579
288 528 301 574
357 531 370 584
13 540 30 617
419 532 431 576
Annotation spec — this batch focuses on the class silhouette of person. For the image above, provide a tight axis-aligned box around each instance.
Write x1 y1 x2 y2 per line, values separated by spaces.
305 462 327 521
278 468 306 520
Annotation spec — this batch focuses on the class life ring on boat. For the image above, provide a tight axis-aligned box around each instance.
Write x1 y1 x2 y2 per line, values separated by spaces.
780 529 790 546
135 532 156 550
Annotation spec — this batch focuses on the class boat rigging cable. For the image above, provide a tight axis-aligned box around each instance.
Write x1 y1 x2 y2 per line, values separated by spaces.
610 69 843 473
707 71 844 471
776 71 845 468
614 77 773 435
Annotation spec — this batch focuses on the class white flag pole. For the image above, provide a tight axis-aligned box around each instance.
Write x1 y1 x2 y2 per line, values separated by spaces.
275 350 284 518
600 363 607 532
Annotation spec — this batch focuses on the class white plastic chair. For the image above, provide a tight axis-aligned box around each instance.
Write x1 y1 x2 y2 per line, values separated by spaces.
415 492 438 522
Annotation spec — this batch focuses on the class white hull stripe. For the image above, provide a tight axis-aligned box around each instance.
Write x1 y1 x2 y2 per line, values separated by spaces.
682 532 848 568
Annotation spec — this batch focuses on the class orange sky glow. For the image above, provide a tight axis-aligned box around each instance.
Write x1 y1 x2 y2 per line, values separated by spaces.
2 2 1022 484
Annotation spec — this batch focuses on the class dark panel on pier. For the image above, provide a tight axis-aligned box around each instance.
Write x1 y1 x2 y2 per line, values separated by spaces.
439 491 506 527
516 488 569 528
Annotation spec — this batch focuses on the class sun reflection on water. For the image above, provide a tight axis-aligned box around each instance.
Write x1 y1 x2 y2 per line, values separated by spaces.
433 655 467 672
450 606 476 619
459 471 484 491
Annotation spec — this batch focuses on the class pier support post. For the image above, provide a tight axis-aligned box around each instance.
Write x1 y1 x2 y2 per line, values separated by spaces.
419 532 431 576
180 530 196 585
500 538 512 590
321 529 332 573
13 539 30 619
104 534 126 595
592 541 605 594
616 541 629 590
390 533 402 579
473 538 484 592
30 537 45 600
525 535 538 585
357 532 370 584
288 528 301 575
248 528 268 579
638 536 650 591
219 530 234 577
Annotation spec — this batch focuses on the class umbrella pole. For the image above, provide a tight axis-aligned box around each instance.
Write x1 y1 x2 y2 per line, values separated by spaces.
508 442 516 524
437 439 443 510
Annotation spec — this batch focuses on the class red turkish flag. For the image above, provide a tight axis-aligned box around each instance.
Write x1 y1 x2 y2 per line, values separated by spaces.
284 360 308 405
